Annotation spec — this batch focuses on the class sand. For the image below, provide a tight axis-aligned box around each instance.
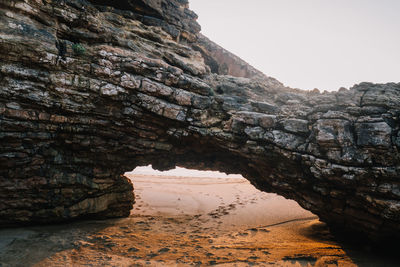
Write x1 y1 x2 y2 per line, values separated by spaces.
131 174 315 226
0 174 398 266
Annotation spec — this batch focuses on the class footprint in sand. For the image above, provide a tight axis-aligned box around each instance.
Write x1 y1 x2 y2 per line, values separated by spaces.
158 247 170 253
128 247 139 252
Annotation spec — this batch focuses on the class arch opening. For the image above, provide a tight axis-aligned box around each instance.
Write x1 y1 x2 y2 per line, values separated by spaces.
125 165 316 227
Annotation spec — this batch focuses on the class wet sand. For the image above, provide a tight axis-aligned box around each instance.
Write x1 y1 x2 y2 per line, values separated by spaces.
0 174 398 266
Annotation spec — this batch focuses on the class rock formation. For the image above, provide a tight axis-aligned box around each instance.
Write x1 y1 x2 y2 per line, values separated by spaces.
0 0 399 242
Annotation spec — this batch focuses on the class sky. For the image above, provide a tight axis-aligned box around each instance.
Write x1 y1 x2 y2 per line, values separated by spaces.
189 0 400 91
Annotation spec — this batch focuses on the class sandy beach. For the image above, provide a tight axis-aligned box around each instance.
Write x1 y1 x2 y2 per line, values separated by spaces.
0 173 398 266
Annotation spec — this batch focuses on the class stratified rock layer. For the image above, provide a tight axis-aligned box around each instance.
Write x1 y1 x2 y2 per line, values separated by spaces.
0 0 399 242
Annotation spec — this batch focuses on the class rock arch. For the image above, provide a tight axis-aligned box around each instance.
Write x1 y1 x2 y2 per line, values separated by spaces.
0 0 399 242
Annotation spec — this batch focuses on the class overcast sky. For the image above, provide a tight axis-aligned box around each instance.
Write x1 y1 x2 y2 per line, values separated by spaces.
189 0 400 91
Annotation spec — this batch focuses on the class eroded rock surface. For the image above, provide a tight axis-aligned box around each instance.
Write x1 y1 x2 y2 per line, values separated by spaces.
0 0 399 242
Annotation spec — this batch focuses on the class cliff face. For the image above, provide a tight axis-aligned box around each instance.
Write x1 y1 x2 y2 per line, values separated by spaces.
0 0 399 242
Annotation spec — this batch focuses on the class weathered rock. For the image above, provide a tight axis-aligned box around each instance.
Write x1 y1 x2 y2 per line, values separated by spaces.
0 0 399 243
355 121 392 148
282 119 309 134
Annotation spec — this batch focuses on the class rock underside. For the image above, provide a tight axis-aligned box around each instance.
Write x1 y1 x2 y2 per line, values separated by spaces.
0 0 399 242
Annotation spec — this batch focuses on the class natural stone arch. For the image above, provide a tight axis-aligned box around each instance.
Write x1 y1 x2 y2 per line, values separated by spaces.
0 0 399 243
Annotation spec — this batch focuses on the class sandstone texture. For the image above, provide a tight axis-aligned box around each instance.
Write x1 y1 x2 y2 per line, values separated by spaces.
0 0 399 242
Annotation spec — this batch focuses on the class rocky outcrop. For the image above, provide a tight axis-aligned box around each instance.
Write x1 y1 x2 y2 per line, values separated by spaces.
0 0 399 242
194 34 265 79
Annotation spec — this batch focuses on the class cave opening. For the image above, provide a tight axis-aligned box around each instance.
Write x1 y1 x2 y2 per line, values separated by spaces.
124 165 316 228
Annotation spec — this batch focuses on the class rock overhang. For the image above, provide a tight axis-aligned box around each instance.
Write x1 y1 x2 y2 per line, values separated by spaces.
0 0 399 243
